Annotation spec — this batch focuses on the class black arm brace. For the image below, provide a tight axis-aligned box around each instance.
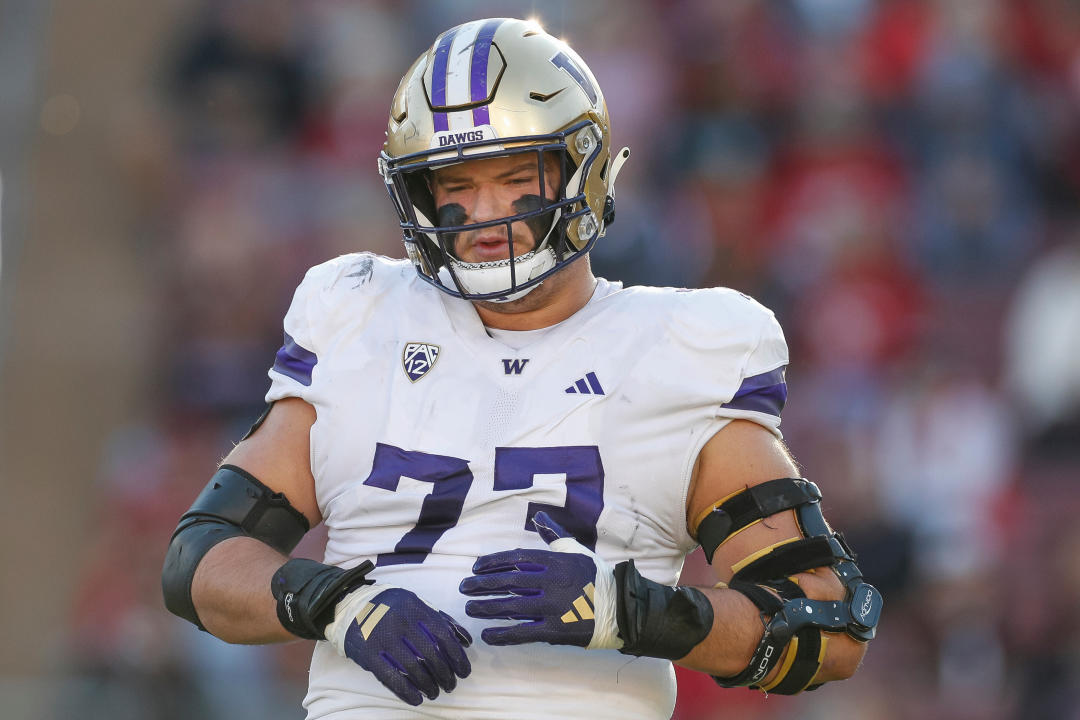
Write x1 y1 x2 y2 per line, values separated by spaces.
698 478 883 694
161 465 311 630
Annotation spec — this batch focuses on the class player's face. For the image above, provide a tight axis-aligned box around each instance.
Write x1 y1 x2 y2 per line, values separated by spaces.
430 153 562 263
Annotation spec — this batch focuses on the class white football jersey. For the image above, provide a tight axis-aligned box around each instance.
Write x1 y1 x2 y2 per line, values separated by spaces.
265 253 789 720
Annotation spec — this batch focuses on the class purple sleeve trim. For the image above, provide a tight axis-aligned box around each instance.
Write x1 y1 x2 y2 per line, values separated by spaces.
273 332 317 387
721 366 787 417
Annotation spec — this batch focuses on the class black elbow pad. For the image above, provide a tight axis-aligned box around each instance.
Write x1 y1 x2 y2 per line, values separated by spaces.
161 465 311 629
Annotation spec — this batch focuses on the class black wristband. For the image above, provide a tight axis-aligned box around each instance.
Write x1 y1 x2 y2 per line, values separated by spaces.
614 559 714 660
270 558 375 640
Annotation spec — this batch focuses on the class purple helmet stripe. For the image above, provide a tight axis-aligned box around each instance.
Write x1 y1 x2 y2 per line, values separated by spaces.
721 366 788 417
430 27 458 133
470 19 504 126
274 332 318 387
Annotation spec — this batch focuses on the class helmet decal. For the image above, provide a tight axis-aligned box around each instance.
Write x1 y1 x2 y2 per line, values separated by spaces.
549 51 598 105
431 125 499 150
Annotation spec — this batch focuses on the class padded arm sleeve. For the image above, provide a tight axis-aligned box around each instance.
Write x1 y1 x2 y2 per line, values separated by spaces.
161 465 311 630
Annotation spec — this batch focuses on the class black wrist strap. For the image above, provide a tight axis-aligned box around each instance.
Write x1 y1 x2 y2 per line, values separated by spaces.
270 558 375 640
614 559 714 660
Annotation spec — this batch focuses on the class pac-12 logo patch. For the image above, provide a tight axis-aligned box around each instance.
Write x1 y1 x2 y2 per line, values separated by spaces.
403 342 440 382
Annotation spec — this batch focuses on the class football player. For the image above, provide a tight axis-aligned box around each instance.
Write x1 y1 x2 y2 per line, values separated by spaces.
163 17 879 718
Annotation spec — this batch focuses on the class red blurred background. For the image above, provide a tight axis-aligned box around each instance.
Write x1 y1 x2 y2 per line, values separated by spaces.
2 1 1079 718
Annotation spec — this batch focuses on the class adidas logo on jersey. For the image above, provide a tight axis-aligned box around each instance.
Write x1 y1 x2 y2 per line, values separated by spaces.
565 372 604 395
560 583 596 624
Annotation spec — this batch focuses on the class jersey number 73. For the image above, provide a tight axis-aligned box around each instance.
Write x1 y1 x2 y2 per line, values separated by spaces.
362 443 605 565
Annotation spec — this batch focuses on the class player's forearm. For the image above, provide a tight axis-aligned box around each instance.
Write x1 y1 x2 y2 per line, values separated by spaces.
190 536 295 644
673 586 763 677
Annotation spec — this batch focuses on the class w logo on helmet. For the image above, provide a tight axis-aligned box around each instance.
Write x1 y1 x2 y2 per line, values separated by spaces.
403 343 440 382
549 51 598 105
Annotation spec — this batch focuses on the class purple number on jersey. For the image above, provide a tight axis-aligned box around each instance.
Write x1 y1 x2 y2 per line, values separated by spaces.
363 444 605 563
363 443 474 566
493 446 605 551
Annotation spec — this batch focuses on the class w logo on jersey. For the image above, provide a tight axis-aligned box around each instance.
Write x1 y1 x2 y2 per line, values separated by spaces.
502 358 530 375
403 342 440 382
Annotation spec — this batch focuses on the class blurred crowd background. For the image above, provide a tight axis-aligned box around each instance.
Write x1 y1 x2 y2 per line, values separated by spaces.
2 1 1079 718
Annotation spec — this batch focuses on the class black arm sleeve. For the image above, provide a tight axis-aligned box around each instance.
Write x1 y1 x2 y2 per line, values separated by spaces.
161 465 310 630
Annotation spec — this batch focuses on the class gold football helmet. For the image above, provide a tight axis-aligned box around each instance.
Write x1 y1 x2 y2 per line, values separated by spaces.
380 17 630 301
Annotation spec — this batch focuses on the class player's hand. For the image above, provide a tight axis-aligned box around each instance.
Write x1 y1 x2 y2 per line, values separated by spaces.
324 585 472 706
460 511 623 650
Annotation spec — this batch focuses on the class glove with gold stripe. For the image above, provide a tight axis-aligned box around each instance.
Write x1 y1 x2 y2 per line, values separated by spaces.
460 511 623 649
323 584 472 706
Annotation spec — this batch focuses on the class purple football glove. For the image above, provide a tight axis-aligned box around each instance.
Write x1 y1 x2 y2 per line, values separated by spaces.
460 511 622 649
324 585 472 706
